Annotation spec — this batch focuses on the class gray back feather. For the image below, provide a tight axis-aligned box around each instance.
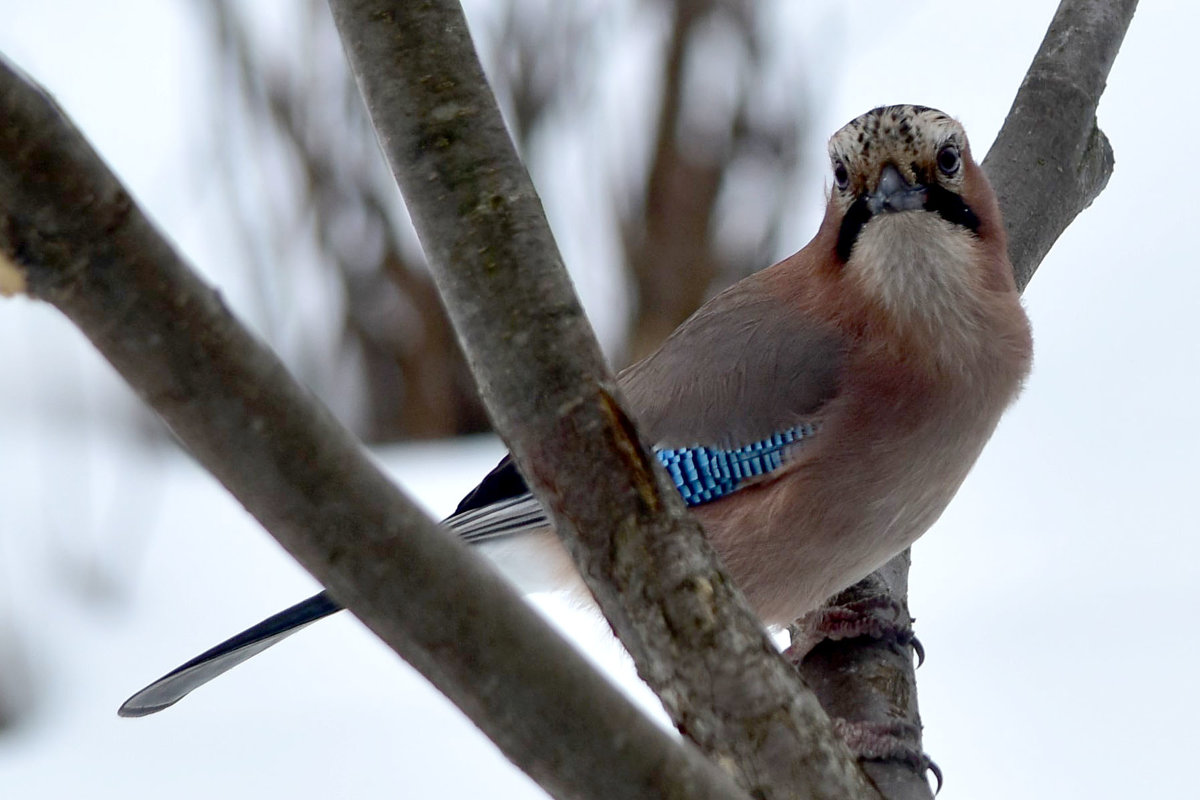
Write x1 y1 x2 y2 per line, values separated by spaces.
619 277 844 449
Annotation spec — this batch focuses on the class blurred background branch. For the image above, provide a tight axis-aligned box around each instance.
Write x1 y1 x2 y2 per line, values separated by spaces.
195 0 813 438
202 0 488 441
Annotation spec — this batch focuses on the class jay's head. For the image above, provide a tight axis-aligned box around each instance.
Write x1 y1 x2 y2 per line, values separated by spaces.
822 105 1015 334
827 105 994 262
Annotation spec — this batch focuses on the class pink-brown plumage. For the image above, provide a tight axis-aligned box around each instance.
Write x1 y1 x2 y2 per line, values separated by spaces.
122 105 1033 716
493 107 1031 625
654 106 1032 622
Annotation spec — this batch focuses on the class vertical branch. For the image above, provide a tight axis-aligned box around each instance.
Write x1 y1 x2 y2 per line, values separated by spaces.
791 1 1137 795
624 0 722 360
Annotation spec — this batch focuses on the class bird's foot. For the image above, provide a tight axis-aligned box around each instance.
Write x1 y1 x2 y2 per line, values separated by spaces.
785 594 923 665
832 719 943 794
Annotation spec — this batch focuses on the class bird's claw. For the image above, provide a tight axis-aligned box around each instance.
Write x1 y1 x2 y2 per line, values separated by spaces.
831 718 943 795
785 594 922 664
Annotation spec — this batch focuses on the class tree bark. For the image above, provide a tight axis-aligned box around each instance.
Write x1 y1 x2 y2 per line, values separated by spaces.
985 0 1133 291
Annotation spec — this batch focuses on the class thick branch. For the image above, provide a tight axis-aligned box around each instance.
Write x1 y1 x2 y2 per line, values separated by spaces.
795 1 1137 795
327 1 877 799
0 55 747 800
789 552 934 800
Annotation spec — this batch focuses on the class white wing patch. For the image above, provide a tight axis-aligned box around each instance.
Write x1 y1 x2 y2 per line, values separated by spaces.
449 494 547 543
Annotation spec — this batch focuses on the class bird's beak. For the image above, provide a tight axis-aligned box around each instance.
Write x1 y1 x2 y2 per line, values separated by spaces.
866 164 926 215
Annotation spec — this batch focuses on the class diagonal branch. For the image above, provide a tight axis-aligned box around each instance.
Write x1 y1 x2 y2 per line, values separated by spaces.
325 2 876 798
0 53 747 800
985 0 1136 291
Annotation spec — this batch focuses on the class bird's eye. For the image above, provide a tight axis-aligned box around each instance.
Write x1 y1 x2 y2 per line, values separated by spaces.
936 144 961 177
833 160 850 190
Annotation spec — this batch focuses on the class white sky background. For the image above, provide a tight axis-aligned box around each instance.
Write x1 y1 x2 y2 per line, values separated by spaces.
0 1 1196 798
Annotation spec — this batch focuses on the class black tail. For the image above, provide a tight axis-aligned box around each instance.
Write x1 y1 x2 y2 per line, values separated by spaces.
120 456 539 718
118 591 343 717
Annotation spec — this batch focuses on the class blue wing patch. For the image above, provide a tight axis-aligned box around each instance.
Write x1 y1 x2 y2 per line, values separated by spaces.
656 422 817 506
451 423 817 542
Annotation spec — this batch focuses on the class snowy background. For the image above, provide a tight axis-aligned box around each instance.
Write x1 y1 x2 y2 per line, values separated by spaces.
1 1 1197 798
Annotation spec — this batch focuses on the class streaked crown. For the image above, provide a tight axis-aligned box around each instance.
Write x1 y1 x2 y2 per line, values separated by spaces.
827 105 970 209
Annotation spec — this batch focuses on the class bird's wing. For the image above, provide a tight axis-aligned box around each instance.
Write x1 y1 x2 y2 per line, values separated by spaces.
453 268 845 540
620 272 843 450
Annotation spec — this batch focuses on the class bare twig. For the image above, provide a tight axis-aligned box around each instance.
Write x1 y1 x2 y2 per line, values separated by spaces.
0 53 747 800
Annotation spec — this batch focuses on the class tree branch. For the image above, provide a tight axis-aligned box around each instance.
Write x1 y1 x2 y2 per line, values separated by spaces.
325 2 877 798
792 1 1137 795
985 0 1136 291
0 53 747 800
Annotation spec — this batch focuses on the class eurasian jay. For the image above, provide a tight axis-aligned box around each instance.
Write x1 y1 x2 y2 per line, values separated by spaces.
120 104 1032 717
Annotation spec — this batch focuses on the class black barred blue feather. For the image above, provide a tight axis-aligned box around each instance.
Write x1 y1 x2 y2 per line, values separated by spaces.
657 423 817 506
456 422 818 543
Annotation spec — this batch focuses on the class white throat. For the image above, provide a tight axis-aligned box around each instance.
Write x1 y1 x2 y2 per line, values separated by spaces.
849 211 987 363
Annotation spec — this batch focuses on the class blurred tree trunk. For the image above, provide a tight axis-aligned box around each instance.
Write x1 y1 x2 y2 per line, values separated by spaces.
623 0 805 361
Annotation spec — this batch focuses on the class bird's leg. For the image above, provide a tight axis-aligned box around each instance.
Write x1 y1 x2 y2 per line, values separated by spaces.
831 719 943 795
785 594 923 664
786 585 939 796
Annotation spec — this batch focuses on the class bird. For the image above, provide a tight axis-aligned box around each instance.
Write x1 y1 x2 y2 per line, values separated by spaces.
119 104 1032 717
